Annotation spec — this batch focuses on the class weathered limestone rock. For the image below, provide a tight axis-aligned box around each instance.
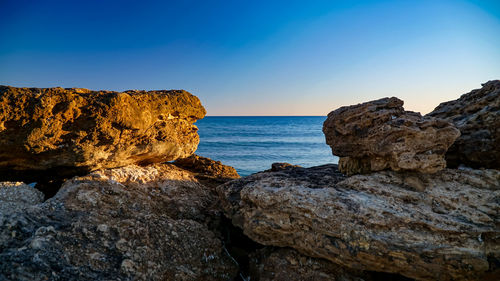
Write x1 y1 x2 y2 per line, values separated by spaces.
218 164 500 281
0 86 206 180
323 97 460 175
58 163 224 223
0 182 44 217
269 162 302 172
174 154 240 186
249 248 372 281
0 164 238 281
427 80 500 169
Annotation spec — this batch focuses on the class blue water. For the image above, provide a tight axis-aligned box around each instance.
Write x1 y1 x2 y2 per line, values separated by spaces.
195 116 338 176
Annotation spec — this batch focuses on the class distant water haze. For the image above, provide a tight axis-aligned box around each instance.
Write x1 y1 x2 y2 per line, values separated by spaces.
195 116 337 176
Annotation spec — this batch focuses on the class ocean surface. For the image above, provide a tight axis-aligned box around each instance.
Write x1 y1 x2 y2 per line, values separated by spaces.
195 116 339 176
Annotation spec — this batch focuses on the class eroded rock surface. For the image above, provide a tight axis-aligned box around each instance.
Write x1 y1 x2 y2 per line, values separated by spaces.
174 154 240 186
0 164 238 281
0 182 44 217
323 97 460 175
249 247 373 281
218 164 500 281
0 86 206 181
269 162 302 172
427 80 500 169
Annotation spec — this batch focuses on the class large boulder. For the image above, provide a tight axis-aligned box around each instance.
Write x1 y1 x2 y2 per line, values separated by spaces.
427 80 500 169
0 163 238 281
218 164 500 281
0 86 206 181
322 97 460 175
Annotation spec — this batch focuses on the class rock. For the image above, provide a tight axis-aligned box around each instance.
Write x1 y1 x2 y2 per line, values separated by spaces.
249 247 373 281
427 80 500 169
0 163 238 281
322 97 460 175
173 154 240 187
0 182 44 217
56 163 224 223
269 162 302 172
0 86 206 181
218 164 500 281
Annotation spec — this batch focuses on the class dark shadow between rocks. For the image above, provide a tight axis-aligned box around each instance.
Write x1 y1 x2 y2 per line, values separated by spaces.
0 166 91 200
483 255 500 281
367 271 415 281
34 179 66 200
218 216 265 281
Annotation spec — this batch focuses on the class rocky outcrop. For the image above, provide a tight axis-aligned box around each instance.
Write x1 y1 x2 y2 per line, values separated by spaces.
2 81 497 281
249 248 372 281
323 97 460 175
218 164 500 281
269 162 302 172
427 80 500 169
0 86 206 181
0 163 238 281
174 154 240 186
0 182 44 217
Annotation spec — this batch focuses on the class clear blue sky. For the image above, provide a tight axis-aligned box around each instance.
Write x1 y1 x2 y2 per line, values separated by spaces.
1 0 499 115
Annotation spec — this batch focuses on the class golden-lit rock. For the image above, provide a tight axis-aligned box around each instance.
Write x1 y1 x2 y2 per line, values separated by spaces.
174 154 240 186
323 97 460 175
0 85 206 179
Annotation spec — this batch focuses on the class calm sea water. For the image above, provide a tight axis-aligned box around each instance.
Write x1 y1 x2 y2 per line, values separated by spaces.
195 116 339 176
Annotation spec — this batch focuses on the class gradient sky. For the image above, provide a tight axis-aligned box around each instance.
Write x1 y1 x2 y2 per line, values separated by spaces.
1 0 499 115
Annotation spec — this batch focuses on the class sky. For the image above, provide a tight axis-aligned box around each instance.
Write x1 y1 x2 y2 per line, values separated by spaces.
1 0 499 116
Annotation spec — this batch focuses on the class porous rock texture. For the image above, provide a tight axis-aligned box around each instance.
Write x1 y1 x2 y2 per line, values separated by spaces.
427 80 500 169
0 86 206 180
0 182 44 217
218 164 500 281
249 247 372 281
0 163 238 281
322 97 460 175
174 154 240 186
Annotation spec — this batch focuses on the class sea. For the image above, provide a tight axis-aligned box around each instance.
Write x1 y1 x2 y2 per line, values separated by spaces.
195 116 339 176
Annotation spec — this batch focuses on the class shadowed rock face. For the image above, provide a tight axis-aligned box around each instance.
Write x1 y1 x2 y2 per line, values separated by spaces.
427 80 500 169
0 182 44 217
323 97 460 175
218 164 500 281
0 164 238 281
0 86 206 180
249 247 373 281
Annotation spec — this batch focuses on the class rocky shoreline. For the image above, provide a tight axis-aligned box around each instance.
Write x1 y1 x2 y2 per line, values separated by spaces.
0 82 498 280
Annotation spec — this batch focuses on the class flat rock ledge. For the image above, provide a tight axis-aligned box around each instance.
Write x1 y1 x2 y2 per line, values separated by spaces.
323 97 460 175
218 164 500 281
0 86 206 181
427 80 500 169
